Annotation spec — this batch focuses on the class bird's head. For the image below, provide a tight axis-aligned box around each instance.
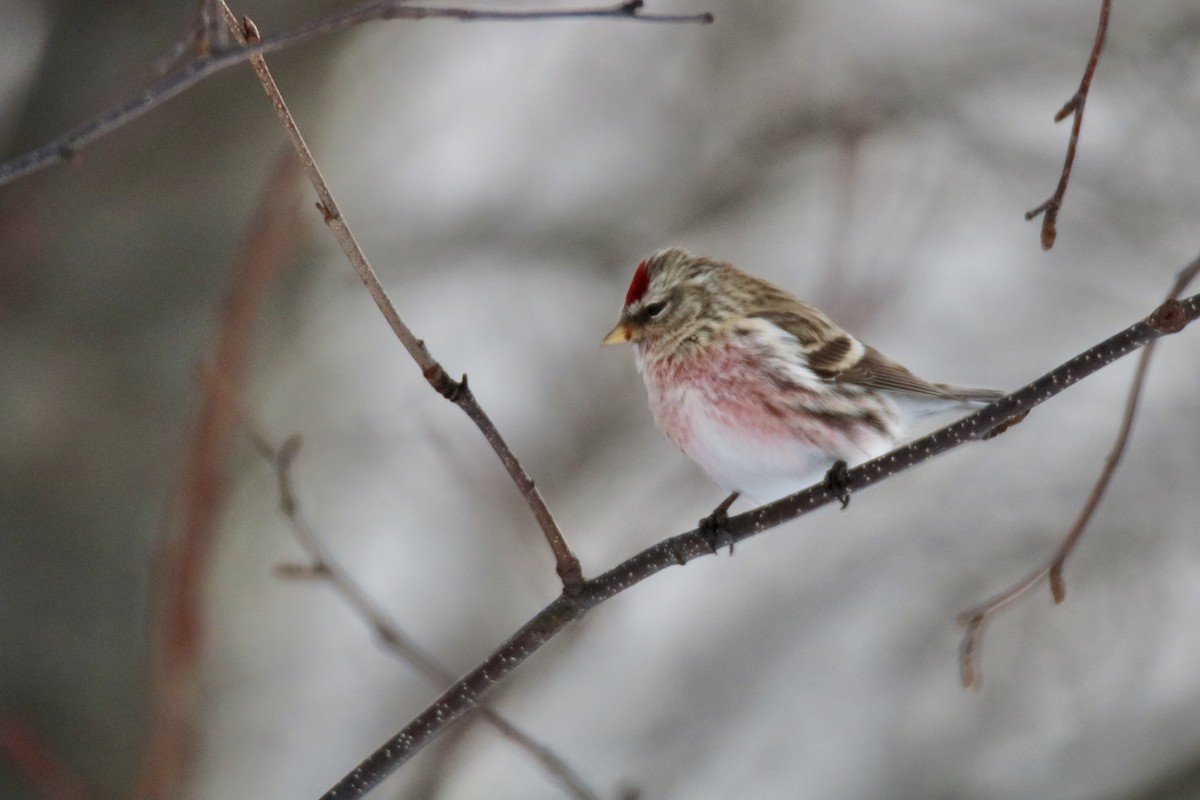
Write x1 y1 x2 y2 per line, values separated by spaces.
602 247 722 351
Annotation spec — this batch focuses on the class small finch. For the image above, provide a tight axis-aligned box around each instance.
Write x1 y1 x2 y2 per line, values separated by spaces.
602 247 1002 516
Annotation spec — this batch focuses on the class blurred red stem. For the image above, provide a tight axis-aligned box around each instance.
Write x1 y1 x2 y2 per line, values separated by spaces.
135 154 304 799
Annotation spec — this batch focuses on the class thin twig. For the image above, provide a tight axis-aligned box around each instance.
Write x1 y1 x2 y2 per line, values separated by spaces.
957 254 1200 688
216 410 604 800
218 4 586 592
319 284 1200 800
1025 0 1111 250
0 1 712 186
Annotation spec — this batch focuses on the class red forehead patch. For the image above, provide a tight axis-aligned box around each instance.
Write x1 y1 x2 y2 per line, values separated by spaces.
624 260 650 307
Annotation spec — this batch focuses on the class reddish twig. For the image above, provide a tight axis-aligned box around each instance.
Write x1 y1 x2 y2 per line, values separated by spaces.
138 154 305 800
0 1 711 186
0 718 90 800
218 420 603 800
957 254 1200 688
318 285 1200 800
1025 0 1111 250
219 3 586 592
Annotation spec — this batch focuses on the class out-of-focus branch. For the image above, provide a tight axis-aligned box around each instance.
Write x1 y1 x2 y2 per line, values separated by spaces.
817 115 866 309
0 1 712 186
218 3 586 592
1025 0 1110 250
139 154 305 800
0 717 90 800
209 413 602 800
193 0 227 56
318 285 1200 800
957 254 1200 688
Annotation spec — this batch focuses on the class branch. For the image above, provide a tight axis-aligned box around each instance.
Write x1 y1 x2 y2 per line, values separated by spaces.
1024 0 1111 250
318 286 1200 800
957 254 1200 688
217 5 587 591
221 418 603 800
0 0 712 187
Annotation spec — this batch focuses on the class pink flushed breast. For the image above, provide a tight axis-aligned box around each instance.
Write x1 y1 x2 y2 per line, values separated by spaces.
643 346 759 443
641 341 846 451
635 337 897 497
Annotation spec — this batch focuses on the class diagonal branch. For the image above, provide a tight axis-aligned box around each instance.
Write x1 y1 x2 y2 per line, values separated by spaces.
1024 0 1111 250
318 284 1200 800
956 254 1200 688
217 4 587 591
218 411 604 800
0 1 712 186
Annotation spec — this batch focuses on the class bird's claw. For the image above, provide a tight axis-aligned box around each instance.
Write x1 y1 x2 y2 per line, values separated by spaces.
699 508 734 555
824 460 851 509
699 492 739 555
982 410 1029 440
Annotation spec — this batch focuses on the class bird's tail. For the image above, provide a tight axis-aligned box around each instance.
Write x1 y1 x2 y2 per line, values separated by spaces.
935 384 1006 405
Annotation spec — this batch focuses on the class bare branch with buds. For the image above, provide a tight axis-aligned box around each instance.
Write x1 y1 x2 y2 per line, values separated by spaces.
201 0 1196 792
956 253 1200 688
0 0 712 187
1025 0 1111 250
319 278 1199 798
216 2 587 591
213 413 605 800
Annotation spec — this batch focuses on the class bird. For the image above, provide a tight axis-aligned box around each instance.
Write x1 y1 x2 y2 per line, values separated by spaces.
602 247 1002 533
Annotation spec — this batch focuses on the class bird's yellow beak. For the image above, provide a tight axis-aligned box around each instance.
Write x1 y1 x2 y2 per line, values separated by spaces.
601 320 639 345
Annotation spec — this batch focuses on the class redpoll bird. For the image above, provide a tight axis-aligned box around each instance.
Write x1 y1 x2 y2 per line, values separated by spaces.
602 247 1002 514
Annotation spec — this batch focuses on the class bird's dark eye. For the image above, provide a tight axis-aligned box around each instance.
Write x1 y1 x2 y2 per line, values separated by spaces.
645 301 667 318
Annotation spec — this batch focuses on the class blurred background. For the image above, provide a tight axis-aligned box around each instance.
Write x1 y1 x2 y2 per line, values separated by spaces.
2 1 1200 798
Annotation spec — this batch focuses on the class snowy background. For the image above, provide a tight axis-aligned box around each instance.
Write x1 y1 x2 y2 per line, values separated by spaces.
2 1 1200 799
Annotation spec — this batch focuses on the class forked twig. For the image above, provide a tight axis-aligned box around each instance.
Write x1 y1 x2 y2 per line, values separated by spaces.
217 408 604 800
957 254 1200 688
217 3 586 591
0 1 712 186
320 285 1200 799
1025 0 1111 250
